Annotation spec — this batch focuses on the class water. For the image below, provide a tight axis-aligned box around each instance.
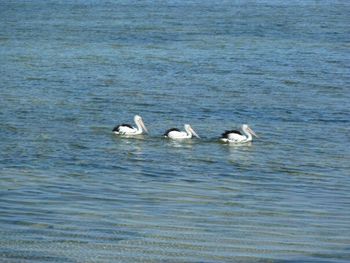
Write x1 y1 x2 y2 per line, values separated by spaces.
1 0 350 262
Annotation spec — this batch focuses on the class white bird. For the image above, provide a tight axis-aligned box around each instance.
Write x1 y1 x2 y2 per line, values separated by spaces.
112 115 148 136
164 124 200 140
220 124 258 143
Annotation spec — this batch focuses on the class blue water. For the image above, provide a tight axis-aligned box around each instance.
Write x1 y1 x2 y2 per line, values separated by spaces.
1 0 350 262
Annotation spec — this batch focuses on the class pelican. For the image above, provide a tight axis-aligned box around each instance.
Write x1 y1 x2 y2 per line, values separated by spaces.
220 124 258 143
112 115 148 136
164 124 200 140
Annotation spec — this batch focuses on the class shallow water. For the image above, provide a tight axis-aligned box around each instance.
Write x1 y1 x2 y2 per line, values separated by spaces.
1 0 350 262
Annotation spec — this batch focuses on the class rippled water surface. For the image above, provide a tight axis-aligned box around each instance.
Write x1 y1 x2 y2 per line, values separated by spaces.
1 0 350 262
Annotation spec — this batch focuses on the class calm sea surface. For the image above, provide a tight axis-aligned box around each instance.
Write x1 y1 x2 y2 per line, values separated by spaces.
1 0 349 262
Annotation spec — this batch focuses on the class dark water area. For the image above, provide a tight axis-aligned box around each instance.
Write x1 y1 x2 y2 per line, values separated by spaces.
1 0 349 262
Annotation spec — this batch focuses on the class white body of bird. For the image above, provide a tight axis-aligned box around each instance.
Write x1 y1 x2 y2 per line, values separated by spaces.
220 124 258 143
164 124 200 140
113 115 148 136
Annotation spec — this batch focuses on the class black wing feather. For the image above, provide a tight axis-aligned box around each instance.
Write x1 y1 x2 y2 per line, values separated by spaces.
164 128 180 136
221 130 242 138
112 123 133 132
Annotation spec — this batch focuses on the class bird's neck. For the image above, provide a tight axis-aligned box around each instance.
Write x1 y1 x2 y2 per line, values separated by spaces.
135 120 142 132
184 126 192 138
242 126 252 142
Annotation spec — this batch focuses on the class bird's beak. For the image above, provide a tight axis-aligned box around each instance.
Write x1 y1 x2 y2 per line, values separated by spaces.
190 127 200 138
140 119 148 134
248 126 258 138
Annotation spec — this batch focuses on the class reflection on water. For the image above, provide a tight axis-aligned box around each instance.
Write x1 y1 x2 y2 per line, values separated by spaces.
164 138 196 149
225 142 255 165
